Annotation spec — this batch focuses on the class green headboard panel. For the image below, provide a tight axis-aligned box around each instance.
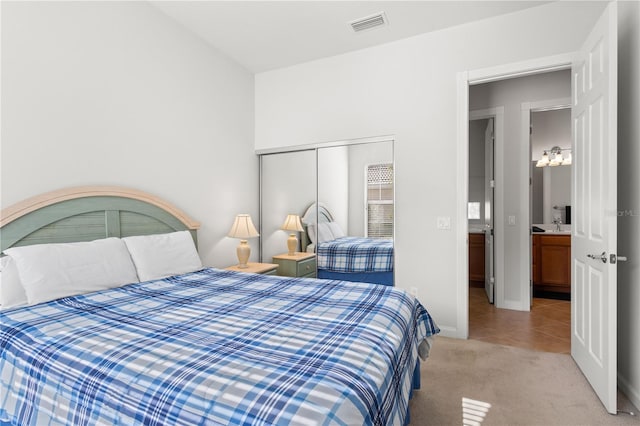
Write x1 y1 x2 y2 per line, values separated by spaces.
0 187 200 253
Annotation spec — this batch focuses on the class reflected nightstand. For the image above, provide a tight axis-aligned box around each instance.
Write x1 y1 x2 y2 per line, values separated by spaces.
272 253 316 278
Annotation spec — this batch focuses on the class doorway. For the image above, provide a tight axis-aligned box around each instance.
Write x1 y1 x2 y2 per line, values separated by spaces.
467 116 494 305
467 69 571 312
466 71 573 353
460 3 619 411
529 105 572 302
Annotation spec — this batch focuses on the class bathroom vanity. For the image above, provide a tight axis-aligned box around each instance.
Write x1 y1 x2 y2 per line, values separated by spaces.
532 233 571 294
468 232 485 284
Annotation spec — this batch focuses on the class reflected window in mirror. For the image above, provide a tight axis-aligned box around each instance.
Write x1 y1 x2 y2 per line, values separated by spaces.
366 163 393 239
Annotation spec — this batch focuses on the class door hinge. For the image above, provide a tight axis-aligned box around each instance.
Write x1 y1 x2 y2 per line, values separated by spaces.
490 180 495 188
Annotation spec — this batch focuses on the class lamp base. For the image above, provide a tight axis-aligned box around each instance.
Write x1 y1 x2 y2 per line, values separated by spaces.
236 240 250 268
286 234 298 256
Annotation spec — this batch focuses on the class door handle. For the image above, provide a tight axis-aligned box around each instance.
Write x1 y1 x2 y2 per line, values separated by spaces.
587 252 608 263
610 254 628 264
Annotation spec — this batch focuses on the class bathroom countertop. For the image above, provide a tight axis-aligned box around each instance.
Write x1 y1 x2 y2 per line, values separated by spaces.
534 231 571 235
532 224 571 235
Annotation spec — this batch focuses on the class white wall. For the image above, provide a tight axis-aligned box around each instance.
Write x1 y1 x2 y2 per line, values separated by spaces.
617 0 640 411
546 166 571 225
531 108 572 159
318 146 349 232
0 1 257 268
255 1 605 335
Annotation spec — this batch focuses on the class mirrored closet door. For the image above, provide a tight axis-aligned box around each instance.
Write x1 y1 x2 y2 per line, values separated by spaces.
259 150 316 268
316 141 394 285
259 139 394 286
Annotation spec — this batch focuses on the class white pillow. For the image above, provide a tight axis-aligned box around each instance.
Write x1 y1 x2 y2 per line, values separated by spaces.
327 222 346 239
316 222 335 243
4 238 139 305
0 256 28 309
123 231 202 282
306 222 335 244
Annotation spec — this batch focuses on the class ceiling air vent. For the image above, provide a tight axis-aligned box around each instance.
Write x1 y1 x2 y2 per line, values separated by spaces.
349 12 388 33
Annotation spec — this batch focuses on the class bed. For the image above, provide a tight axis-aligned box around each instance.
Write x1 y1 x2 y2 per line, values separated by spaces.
0 187 439 426
301 203 394 286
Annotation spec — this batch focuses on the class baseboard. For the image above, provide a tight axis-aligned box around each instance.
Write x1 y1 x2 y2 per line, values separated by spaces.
618 372 640 411
436 325 465 339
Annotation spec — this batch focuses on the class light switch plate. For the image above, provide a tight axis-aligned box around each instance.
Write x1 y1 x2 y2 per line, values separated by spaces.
437 216 451 230
508 215 516 225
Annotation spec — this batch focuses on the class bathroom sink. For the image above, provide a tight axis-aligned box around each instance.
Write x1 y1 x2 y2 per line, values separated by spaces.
531 224 571 234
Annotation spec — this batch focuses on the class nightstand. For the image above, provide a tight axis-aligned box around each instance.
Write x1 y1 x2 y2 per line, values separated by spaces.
224 262 279 275
272 253 317 278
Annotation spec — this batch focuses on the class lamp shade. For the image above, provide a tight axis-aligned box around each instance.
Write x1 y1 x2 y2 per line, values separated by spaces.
228 214 259 239
281 214 304 232
549 152 563 166
536 151 550 168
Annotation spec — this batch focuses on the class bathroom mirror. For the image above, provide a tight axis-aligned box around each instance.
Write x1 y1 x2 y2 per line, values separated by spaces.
259 149 316 263
530 108 571 225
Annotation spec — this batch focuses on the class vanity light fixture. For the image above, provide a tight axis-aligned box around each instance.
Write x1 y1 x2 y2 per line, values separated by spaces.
228 214 259 268
281 214 304 256
536 146 572 167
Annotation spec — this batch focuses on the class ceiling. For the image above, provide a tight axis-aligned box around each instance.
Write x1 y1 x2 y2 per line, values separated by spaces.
151 1 551 73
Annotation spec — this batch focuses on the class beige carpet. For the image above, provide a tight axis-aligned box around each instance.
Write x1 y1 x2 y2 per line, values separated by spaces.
409 337 639 425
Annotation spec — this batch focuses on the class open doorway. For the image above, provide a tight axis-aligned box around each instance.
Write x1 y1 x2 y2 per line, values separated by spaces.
460 4 620 412
530 106 572 302
467 117 494 304
467 70 572 353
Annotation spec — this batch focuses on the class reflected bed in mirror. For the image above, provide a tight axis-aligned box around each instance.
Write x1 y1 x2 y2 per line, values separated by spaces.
301 203 394 286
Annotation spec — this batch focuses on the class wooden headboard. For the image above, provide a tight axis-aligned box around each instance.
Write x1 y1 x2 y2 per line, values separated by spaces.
299 202 334 252
0 186 200 252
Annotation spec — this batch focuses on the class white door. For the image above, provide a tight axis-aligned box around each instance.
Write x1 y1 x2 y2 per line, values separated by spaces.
484 119 495 304
571 2 618 414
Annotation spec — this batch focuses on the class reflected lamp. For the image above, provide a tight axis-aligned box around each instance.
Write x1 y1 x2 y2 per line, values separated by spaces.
228 214 259 268
281 214 304 256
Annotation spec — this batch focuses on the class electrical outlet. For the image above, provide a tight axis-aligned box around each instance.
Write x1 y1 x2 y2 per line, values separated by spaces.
437 216 451 230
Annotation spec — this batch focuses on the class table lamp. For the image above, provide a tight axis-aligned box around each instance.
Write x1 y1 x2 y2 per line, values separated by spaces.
281 214 304 256
228 214 259 268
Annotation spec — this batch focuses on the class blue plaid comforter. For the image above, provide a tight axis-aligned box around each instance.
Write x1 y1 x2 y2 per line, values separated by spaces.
317 237 394 273
0 268 438 426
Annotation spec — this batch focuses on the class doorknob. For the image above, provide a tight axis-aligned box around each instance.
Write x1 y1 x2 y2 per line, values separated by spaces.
610 254 628 264
587 252 607 263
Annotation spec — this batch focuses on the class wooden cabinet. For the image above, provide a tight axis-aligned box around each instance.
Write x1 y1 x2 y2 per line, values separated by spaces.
532 234 571 293
272 253 317 278
468 233 485 284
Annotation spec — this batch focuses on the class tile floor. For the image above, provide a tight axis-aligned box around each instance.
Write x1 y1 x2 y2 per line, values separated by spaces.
468 286 571 354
